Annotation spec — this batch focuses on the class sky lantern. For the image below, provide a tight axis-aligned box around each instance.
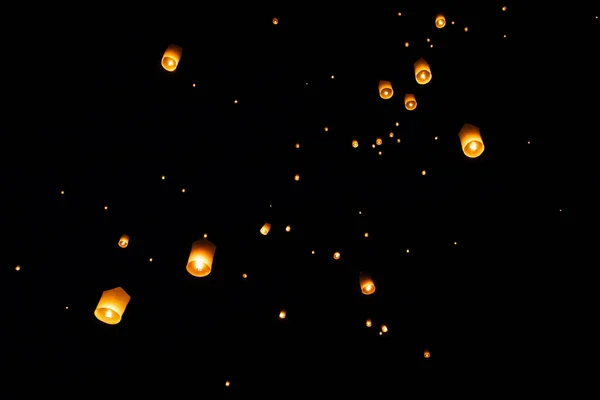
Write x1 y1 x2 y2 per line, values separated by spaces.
458 123 485 158
186 237 217 277
378 80 393 99
404 94 417 110
435 13 446 28
414 58 432 84
161 44 182 72
118 234 129 248
94 287 131 325
359 272 376 295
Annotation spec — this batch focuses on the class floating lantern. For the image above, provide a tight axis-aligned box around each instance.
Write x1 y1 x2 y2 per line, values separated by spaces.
94 287 131 325
424 349 431 358
186 237 217 277
414 58 432 84
359 272 376 295
458 123 485 158
161 44 182 72
260 223 271 235
378 80 393 99
404 94 417 110
118 234 129 248
435 13 446 28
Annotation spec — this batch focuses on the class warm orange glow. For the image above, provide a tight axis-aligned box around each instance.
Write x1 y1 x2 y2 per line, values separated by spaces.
260 222 271 235
94 287 130 325
118 234 129 248
376 138 382 145
285 225 291 232
352 140 359 148
186 238 217 278
458 123 485 158
435 13 446 28
333 252 341 260
279 310 286 319
15 265 21 271
359 272 376 295
424 349 431 358
294 174 300 181
404 93 417 110
272 17 278 24
378 80 393 99
381 324 388 333
295 142 300 149
366 318 372 327
414 58 432 84
161 44 182 72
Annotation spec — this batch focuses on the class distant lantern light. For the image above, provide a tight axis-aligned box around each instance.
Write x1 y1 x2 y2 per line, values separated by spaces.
15 265 21 271
424 349 431 358
405 42 409 47
272 17 278 24
260 222 271 235
295 142 300 149
279 309 286 319
359 272 376 295
414 58 432 84
404 93 417 110
381 324 388 333
352 140 359 148
366 318 372 327
458 123 485 158
333 251 341 260
435 13 446 28
376 138 382 145
294 174 300 181
378 80 393 99
94 287 130 325
186 237 217 278
161 44 182 72
118 234 129 248
285 225 291 232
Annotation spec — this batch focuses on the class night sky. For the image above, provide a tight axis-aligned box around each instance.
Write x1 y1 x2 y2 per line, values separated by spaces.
2 2 593 398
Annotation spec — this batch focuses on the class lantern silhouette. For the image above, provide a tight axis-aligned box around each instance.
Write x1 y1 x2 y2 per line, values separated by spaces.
378 80 393 99
458 123 485 158
414 58 432 84
359 272 376 295
424 349 431 358
161 44 182 72
260 223 271 235
404 94 417 110
186 238 217 277
118 234 129 248
435 13 446 28
94 287 130 325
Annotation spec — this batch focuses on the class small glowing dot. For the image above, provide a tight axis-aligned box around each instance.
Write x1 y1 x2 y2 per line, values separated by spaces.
395 122 399 127
381 324 388 332
305 82 308 85
464 27 468 32
295 142 300 149
454 241 457 245
65 306 69 309
285 225 291 232
376 138 382 145
294 174 300 181
311 250 315 254
406 249 410 253
352 140 359 148
225 381 231 387
397 138 401 143
379 331 383 335
203 233 208 238
104 206 108 210
451 21 455 25
502 6 507 11
398 12 401 16
60 190 65 195
242 273 248 279
421 170 427 176
279 310 286 319
378 151 382 155
330 75 335 79
434 136 438 140
405 42 409 47
559 209 562 212
272 17 278 24
324 126 329 132
358 211 362 214
182 188 186 192
426 38 430 42
430 44 433 48
503 34 507 38
15 265 21 271
389 132 394 138
333 252 341 260
192 83 196 87
372 144 376 148
234 99 238 104
364 232 369 238
149 258 153 262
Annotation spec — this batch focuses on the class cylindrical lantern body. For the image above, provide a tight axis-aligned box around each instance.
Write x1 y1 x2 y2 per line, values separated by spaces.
186 238 217 277
435 13 446 28
404 94 417 110
260 223 271 235
94 287 131 325
378 80 393 99
161 44 182 72
458 123 485 158
359 272 376 295
118 234 129 248
414 58 432 84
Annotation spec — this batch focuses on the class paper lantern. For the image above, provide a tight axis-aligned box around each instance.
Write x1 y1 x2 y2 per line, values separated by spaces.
359 272 376 295
161 44 182 72
458 123 485 158
352 140 359 148
118 234 129 248
366 318 372 327
272 17 278 25
279 309 286 319
378 80 393 99
186 238 217 277
260 223 271 235
404 94 417 110
94 287 130 325
424 349 431 358
435 13 446 28
414 58 432 84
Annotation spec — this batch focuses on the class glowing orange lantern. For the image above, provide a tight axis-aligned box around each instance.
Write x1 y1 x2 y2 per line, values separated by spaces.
366 318 372 327
359 272 376 295
404 94 417 110
414 58 432 84
435 13 446 28
118 234 129 248
424 349 431 358
272 17 278 25
260 223 271 235
186 237 217 277
378 80 393 99
161 44 182 72
458 123 485 158
94 287 130 325
279 309 286 319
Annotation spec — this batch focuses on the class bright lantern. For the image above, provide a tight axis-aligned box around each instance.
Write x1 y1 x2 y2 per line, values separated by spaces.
414 58 432 84
186 238 217 277
260 223 271 235
404 94 417 110
424 349 431 358
458 123 485 158
118 234 129 248
94 287 131 325
161 44 182 72
378 80 393 99
359 272 376 295
435 13 446 28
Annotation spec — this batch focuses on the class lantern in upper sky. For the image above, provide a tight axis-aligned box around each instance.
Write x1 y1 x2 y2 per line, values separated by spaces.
186 237 217 277
272 17 278 25
118 234 129 248
94 287 130 325
260 223 271 235
359 272 376 295
414 58 432 84
404 94 417 110
424 349 431 358
435 13 446 28
161 44 182 72
458 123 485 158
378 80 393 99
